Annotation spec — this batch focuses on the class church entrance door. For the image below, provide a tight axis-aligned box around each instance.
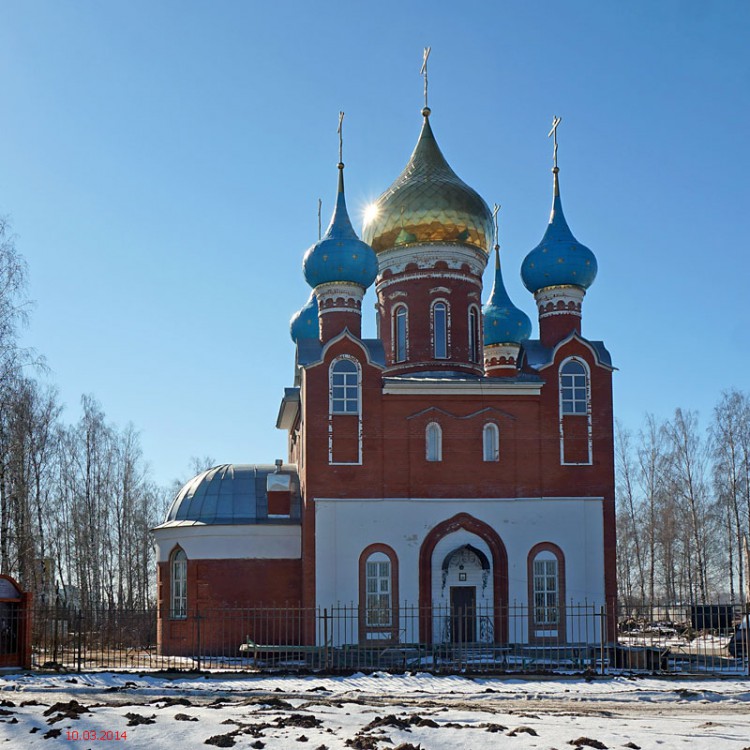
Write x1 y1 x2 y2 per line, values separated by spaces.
449 586 476 643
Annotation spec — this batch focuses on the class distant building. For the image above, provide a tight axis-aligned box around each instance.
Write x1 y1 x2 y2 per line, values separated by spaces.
153 104 616 655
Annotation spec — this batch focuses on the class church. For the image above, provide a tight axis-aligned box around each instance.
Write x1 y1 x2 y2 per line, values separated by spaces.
153 96 617 656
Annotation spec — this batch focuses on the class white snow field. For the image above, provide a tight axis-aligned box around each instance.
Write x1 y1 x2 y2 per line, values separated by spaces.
1 671 749 749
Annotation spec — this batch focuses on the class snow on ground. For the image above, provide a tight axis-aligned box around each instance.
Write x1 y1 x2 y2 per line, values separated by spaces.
1 671 750 749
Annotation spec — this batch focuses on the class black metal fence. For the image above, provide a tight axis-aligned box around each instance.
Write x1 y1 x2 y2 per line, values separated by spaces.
28 601 750 676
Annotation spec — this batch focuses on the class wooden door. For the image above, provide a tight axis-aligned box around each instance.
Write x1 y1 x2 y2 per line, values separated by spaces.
450 586 476 643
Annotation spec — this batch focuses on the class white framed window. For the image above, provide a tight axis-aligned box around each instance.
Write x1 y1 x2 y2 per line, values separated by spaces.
393 305 408 363
560 359 588 415
468 306 480 363
532 553 558 626
330 358 360 414
170 548 187 619
483 423 499 462
432 300 448 359
365 553 392 627
426 422 442 462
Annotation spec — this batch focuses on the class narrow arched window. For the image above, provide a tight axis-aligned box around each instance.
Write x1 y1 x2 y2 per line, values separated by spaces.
330 358 360 414
170 548 187 619
468 306 480 363
532 551 559 626
432 301 448 359
483 423 499 462
359 544 399 643
394 305 408 363
426 422 442 462
560 359 588 414
365 552 392 627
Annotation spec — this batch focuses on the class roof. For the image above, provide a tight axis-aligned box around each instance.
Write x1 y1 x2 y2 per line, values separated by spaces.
156 464 301 528
522 338 613 371
296 337 386 368
362 111 493 254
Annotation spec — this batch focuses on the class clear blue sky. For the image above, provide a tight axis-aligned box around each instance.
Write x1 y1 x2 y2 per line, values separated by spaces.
2 1 748 488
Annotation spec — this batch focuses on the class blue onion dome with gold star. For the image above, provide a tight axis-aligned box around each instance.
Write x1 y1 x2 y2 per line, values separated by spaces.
483 246 532 346
521 167 598 294
302 164 378 289
362 108 494 254
289 291 319 342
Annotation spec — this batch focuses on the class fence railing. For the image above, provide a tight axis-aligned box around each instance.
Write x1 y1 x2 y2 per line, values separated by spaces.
28 601 750 676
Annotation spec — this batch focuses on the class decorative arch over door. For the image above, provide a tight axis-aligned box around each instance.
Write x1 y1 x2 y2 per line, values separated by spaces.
418 513 508 644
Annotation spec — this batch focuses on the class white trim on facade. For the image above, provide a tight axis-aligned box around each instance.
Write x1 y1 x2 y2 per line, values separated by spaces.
153 524 302 562
558 355 593 466
382 380 542 396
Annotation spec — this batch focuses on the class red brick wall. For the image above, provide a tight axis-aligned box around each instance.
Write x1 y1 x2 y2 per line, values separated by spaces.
297 329 616 630
158 558 304 655
376 267 484 376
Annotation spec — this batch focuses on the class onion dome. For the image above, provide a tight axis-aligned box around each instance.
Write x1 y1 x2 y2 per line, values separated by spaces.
483 247 532 345
362 109 493 254
303 165 378 289
289 292 319 342
521 168 598 294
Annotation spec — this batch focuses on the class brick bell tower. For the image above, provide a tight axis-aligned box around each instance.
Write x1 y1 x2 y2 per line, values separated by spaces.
520 119 597 348
362 106 494 376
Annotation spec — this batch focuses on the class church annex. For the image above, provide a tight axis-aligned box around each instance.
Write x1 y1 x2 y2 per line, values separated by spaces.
153 100 616 656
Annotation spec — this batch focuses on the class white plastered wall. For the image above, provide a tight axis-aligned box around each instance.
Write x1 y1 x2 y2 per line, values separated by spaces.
314 497 605 645
153 523 301 562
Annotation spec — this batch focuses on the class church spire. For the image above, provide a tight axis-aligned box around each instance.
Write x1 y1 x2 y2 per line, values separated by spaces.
483 205 531 376
301 112 378 342
520 117 598 347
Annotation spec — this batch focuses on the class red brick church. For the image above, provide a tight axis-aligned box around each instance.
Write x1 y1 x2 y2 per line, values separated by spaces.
154 103 616 655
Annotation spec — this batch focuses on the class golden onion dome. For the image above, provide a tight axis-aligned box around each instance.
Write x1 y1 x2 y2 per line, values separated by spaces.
362 110 493 254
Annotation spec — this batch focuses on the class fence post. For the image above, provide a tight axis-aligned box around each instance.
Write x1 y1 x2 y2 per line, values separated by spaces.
52 601 59 665
323 608 329 670
600 605 606 675
195 609 201 672
76 610 83 673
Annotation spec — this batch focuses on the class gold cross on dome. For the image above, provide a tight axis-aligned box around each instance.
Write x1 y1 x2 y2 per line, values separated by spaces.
420 46 432 109
548 115 561 168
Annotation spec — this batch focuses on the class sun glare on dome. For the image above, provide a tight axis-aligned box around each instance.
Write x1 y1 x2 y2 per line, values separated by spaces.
363 203 380 227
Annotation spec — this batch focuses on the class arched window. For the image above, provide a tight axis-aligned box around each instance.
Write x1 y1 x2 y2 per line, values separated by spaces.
170 548 187 619
532 552 559 626
359 544 399 642
432 301 448 359
330 358 360 414
468 306 480 363
527 542 566 642
483 423 499 462
365 552 392 627
560 359 588 414
426 422 442 462
393 305 408 363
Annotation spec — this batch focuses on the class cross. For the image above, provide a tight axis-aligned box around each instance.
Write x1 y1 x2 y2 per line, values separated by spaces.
548 115 561 169
337 111 344 164
318 198 322 240
492 203 501 249
420 46 432 109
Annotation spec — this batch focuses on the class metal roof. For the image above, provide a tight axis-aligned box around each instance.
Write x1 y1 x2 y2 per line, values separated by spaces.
157 464 301 528
522 338 613 371
296 337 386 368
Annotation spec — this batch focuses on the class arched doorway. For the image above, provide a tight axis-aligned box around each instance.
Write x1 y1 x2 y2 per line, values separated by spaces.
442 544 491 643
418 513 508 644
